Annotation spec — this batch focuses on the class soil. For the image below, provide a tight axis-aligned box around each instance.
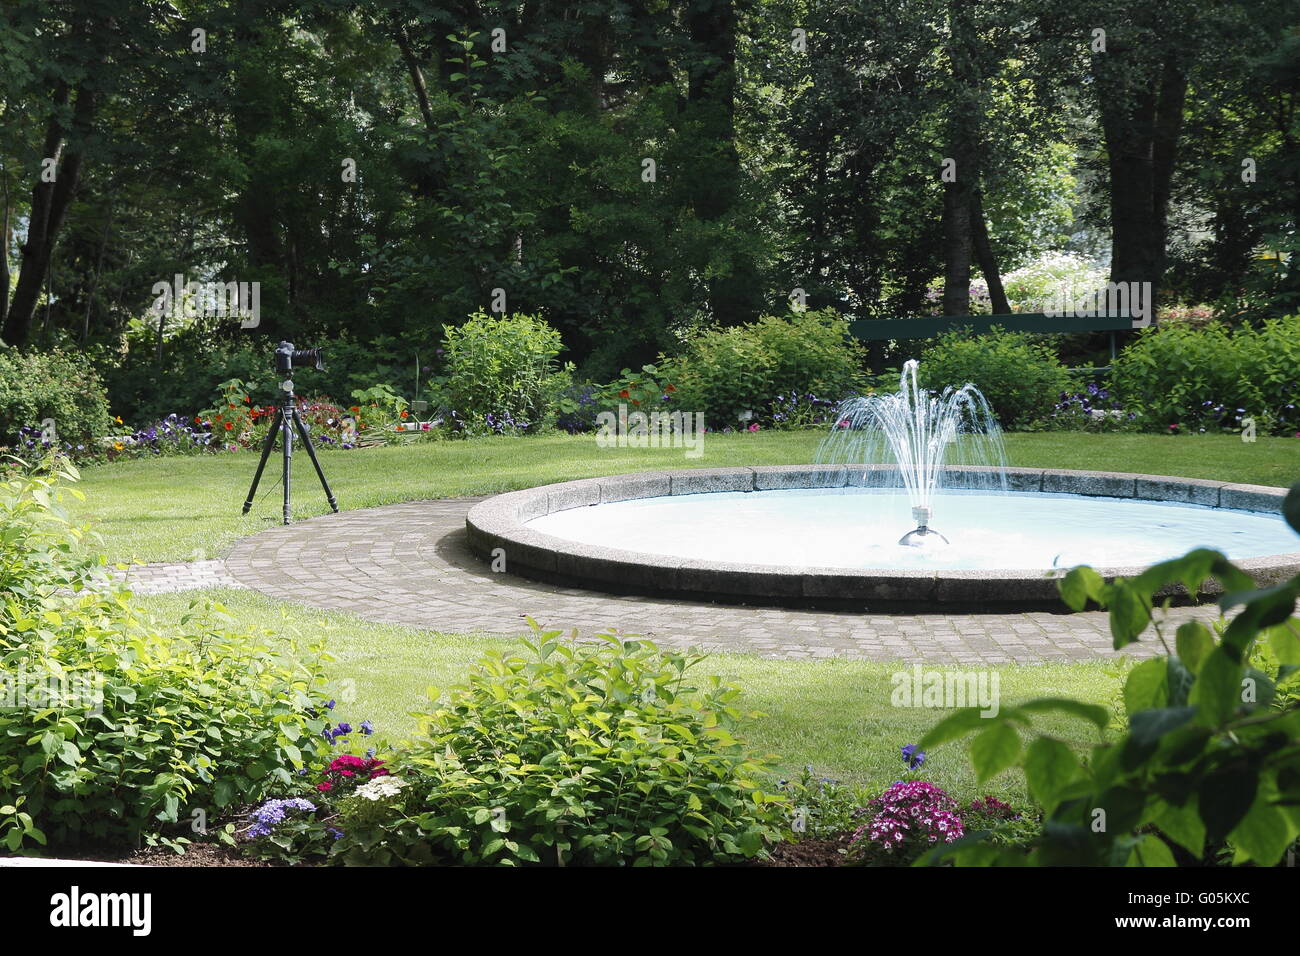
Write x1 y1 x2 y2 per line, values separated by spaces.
758 834 853 867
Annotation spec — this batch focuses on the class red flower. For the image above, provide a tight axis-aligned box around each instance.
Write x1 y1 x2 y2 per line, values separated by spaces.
224 422 233 430
400 410 409 419
619 389 630 399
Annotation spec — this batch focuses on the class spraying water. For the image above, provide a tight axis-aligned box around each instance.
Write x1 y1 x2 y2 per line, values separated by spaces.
816 359 1008 548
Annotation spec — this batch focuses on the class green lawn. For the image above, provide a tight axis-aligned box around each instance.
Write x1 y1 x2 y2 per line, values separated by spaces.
135 588 1130 804
72 429 1291 802
73 431 1299 563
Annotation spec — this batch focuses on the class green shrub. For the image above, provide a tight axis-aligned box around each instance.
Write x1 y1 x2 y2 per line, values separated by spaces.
331 623 788 866
662 310 867 427
0 462 334 852
0 348 112 454
441 311 571 433
1109 316 1300 435
918 330 1073 429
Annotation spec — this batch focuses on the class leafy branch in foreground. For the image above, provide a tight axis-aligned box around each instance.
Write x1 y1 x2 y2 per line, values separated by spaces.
917 482 1300 867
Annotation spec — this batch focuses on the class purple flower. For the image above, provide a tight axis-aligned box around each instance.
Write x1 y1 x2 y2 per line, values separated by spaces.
247 797 316 838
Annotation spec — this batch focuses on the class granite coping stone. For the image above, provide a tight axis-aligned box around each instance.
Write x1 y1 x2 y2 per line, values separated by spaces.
465 466 1295 606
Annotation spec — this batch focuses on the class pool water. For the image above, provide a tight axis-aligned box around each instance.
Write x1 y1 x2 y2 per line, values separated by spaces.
526 488 1298 571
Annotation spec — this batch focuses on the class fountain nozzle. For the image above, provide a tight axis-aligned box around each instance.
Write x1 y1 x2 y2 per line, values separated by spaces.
899 505 949 549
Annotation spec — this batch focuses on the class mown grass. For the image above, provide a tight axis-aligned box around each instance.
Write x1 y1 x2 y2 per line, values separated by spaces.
73 430 1299 563
136 588 1133 804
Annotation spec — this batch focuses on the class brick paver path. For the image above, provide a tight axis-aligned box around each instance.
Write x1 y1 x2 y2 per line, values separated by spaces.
216 497 1217 663
114 559 247 595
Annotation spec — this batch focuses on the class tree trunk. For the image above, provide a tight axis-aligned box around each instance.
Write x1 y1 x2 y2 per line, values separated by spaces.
394 23 436 132
970 189 1010 314
0 174 10 331
1097 42 1188 315
3 83 95 347
941 176 974 316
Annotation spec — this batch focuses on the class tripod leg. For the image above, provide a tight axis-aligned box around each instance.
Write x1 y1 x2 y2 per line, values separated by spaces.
282 404 293 525
291 408 340 513
242 409 282 514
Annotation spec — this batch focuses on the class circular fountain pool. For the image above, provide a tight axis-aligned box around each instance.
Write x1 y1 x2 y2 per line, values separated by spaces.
526 487 1297 572
465 467 1300 606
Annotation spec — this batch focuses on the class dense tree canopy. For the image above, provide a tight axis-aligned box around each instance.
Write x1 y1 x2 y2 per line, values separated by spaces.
1 0 1296 400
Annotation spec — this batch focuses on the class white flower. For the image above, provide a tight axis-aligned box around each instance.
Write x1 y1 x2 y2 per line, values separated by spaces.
354 775 408 801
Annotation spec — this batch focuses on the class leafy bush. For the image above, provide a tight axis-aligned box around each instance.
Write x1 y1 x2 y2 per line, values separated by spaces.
778 766 869 840
0 462 335 852
331 623 787 866
662 310 867 427
918 484 1300 867
918 330 1074 429
0 348 112 456
441 311 571 434
1109 315 1300 435
99 321 432 428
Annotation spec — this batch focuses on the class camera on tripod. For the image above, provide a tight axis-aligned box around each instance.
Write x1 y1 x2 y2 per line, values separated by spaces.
243 341 338 524
275 341 326 375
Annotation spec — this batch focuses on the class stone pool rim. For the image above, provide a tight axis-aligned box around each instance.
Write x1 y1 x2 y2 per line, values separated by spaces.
464 466 1300 606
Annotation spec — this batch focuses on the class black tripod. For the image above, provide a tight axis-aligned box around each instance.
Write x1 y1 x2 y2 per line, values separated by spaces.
242 382 339 524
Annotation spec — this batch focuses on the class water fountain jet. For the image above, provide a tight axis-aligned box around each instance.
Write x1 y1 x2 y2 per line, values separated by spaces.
817 359 1007 549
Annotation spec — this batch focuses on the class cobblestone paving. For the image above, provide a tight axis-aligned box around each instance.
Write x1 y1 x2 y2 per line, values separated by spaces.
215 497 1219 663
113 559 247 595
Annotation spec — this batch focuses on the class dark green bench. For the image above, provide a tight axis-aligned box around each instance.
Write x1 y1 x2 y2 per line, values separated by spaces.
848 312 1136 368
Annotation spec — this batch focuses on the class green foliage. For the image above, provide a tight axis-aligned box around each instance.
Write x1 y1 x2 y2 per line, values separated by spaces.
1109 316 1300 435
919 483 1300 867
597 364 675 410
0 463 334 851
918 331 1074 429
0 348 112 453
441 311 571 433
331 622 787 866
662 310 867 427
780 766 869 840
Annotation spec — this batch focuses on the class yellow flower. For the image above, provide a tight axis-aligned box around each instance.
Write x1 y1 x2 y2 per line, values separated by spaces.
114 416 123 424
113 442 123 451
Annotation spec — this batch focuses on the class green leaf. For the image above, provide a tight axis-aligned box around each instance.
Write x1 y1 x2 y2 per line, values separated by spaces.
1123 658 1168 714
1022 737 1080 812
1269 623 1300 667
969 723 1020 784
1152 797 1205 858
1282 482 1300 536
1017 698 1109 731
918 707 994 750
1199 769 1258 843
1128 834 1176 867
1108 581 1151 648
1175 621 1215 674
1166 656 1194 707
1059 566 1105 611
1189 648 1242 727
1227 797 1294 866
